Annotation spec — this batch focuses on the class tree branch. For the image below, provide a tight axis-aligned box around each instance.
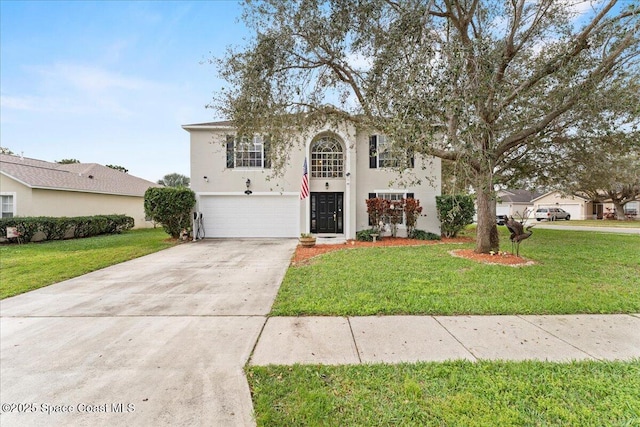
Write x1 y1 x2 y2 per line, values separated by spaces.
496 0 619 115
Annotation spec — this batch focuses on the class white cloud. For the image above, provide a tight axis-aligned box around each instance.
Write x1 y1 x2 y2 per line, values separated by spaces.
563 0 605 16
36 63 160 93
0 93 94 115
2 63 170 118
0 95 36 111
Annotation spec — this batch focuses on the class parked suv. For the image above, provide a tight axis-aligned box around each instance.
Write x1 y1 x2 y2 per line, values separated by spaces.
535 207 570 221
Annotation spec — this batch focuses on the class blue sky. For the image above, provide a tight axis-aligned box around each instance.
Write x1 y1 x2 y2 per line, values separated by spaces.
1 0 247 182
2 1 631 183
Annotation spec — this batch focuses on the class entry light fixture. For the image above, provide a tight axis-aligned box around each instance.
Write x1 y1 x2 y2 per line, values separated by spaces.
203 176 209 182
245 178 252 195
325 182 329 190
246 178 251 189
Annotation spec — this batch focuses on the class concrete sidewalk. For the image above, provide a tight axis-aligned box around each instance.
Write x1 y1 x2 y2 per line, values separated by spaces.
251 314 640 365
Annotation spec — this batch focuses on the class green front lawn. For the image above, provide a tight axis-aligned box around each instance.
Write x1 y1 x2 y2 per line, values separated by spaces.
263 228 640 425
538 219 640 228
272 229 640 316
248 360 640 427
0 228 177 299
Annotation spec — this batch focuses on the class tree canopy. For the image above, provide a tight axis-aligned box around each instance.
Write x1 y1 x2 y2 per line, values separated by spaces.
213 0 640 252
106 164 129 173
157 173 190 188
56 158 80 164
551 134 640 219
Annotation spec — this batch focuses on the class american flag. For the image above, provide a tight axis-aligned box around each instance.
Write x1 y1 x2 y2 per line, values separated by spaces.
300 158 310 200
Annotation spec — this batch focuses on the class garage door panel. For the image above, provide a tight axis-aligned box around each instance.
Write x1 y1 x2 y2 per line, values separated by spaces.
199 196 299 238
558 204 581 220
496 205 510 216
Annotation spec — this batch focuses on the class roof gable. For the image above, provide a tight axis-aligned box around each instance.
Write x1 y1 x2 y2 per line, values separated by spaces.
531 191 589 203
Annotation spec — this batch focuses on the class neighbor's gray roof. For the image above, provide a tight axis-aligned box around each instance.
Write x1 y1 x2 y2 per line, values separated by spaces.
0 154 159 197
498 189 543 203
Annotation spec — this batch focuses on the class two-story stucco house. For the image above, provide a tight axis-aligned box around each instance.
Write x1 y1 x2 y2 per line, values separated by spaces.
183 120 441 239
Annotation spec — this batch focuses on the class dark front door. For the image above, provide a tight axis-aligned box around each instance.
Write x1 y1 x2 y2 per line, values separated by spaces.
311 192 343 234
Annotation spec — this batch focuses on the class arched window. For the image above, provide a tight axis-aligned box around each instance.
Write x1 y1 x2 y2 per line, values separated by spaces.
311 136 343 178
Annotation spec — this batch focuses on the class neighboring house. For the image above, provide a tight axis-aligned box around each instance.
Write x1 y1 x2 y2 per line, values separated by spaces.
622 201 639 217
183 120 441 239
532 191 592 220
496 189 542 219
0 154 159 228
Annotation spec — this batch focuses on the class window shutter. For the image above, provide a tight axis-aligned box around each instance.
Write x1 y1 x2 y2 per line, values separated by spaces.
369 136 377 169
406 192 414 199
226 135 235 169
367 192 376 226
263 136 271 169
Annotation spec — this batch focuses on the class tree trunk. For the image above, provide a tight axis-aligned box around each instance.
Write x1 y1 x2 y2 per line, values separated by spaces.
613 201 627 220
475 186 500 253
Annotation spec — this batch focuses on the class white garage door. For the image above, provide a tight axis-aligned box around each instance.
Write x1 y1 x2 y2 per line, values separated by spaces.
199 195 300 238
557 204 582 220
496 204 510 216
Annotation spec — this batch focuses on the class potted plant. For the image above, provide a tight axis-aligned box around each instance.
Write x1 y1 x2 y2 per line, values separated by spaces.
299 232 316 247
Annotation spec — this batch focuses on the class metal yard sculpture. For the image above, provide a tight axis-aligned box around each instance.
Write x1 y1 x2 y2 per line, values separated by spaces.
505 217 534 257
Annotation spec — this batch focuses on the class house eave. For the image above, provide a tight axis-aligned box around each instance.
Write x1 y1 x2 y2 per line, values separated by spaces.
182 123 235 131
29 186 146 198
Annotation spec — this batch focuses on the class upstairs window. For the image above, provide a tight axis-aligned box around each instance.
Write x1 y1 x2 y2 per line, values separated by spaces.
226 135 271 169
311 136 344 178
369 135 414 169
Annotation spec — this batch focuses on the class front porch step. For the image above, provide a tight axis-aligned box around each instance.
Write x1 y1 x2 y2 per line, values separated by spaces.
316 235 347 245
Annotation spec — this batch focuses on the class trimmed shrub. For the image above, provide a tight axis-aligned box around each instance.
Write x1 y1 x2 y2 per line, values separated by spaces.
0 215 134 243
144 187 196 238
38 217 73 240
404 197 423 237
356 228 381 242
409 229 441 240
365 198 387 234
436 194 475 238
0 218 40 243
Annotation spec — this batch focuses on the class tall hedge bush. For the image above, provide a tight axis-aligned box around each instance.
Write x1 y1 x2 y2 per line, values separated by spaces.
436 194 475 238
144 187 196 238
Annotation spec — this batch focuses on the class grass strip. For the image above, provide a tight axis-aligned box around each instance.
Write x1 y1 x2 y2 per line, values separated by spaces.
0 228 176 299
248 360 640 427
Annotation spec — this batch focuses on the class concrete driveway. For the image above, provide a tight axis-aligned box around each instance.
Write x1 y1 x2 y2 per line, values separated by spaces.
0 239 297 427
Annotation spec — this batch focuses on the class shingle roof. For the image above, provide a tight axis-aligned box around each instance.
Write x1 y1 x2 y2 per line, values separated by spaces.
498 189 543 203
0 154 159 197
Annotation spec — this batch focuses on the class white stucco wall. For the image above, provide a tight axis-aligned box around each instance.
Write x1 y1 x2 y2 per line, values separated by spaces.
187 121 442 238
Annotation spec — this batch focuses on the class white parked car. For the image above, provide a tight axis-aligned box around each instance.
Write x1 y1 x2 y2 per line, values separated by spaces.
535 207 570 221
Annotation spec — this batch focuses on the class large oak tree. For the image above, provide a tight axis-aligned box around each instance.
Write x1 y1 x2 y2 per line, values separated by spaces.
213 0 639 253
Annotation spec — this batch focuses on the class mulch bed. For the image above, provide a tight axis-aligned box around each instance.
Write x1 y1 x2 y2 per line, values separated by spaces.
292 237 534 266
449 249 536 267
